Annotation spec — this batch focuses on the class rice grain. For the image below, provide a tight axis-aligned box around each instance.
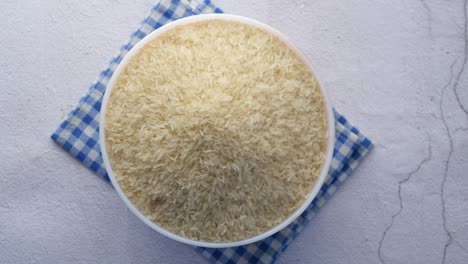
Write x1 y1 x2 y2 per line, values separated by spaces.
105 20 327 242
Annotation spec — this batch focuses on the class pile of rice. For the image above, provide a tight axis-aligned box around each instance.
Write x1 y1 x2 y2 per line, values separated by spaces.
105 19 328 242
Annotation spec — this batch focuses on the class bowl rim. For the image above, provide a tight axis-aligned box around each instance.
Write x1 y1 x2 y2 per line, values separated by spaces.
99 13 335 248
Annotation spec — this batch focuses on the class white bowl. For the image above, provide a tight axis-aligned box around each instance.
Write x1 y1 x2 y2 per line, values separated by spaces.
99 14 335 248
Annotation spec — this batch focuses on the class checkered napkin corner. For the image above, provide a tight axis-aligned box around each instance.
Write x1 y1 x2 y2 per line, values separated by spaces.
51 0 222 181
50 0 373 263
195 111 372 264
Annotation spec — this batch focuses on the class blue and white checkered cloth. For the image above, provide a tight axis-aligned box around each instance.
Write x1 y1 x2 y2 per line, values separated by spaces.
51 0 373 263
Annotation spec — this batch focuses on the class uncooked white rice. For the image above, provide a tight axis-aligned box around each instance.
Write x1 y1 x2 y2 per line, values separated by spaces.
105 19 327 242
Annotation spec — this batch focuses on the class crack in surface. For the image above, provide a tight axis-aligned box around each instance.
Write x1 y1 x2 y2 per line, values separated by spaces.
454 127 468 133
419 0 433 36
377 136 433 264
439 62 457 264
453 0 468 116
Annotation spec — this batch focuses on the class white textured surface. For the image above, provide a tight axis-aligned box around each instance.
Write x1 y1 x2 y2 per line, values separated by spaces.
1 0 467 263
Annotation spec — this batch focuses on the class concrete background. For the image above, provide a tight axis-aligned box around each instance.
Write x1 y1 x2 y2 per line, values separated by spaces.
1 0 467 263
